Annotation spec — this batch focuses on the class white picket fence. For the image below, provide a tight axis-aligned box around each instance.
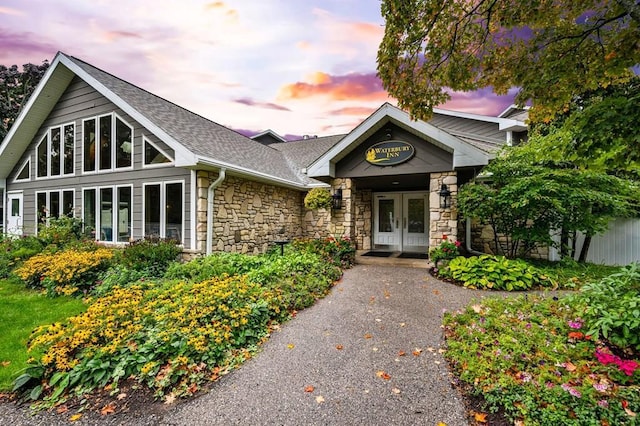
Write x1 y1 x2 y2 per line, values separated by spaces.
574 218 640 266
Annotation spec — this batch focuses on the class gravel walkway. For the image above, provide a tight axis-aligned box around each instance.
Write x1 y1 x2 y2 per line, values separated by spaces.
1 265 491 426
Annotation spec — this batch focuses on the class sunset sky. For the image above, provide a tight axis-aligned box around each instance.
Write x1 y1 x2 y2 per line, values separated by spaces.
1 0 517 139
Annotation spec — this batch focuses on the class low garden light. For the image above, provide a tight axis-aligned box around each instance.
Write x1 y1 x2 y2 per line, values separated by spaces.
439 184 451 209
332 188 343 210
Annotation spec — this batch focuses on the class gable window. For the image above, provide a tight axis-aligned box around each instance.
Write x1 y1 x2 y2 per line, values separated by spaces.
36 124 75 179
143 137 173 167
143 181 183 243
14 159 30 182
83 185 132 242
83 113 133 173
35 189 74 226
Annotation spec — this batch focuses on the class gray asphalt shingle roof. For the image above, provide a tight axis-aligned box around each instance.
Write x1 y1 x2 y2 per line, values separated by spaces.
67 55 310 186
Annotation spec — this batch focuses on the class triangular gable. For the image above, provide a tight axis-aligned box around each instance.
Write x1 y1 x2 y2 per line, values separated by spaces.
306 103 493 178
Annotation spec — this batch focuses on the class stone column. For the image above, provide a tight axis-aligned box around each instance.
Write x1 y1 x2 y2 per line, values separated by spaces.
429 172 458 249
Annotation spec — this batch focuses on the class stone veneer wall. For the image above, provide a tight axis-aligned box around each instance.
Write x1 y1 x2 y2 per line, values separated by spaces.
429 172 458 248
469 220 549 259
354 189 372 250
196 171 304 254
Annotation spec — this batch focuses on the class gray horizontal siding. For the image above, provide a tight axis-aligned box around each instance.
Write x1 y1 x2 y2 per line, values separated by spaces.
7 76 190 246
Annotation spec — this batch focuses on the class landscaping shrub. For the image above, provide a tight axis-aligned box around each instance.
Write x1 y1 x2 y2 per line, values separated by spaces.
164 252 266 282
444 295 639 425
303 187 333 210
290 236 356 268
570 263 640 351
442 255 551 290
119 238 181 277
0 236 44 278
428 236 461 266
36 216 85 248
14 248 114 296
22 276 276 404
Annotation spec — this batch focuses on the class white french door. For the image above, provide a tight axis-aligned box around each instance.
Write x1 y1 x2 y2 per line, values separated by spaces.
373 192 428 252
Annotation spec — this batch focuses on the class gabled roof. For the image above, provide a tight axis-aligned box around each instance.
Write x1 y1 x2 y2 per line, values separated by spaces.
0 52 313 189
307 103 499 178
251 129 287 144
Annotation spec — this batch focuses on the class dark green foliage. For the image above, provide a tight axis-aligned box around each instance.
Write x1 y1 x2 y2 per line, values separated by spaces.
570 263 640 351
428 238 461 267
36 216 85 248
119 238 182 278
164 252 265 282
290 236 356 268
442 255 551 291
0 236 44 278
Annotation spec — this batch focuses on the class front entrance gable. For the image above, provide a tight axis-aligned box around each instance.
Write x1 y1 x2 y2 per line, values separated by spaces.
306 103 490 178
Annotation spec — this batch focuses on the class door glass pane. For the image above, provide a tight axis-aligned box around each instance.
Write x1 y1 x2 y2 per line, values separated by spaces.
83 189 96 238
165 183 182 242
117 187 132 242
145 184 161 237
50 127 61 176
50 192 60 219
64 124 74 174
62 190 74 216
99 115 112 170
408 198 425 233
378 199 394 233
100 188 113 241
11 199 20 216
84 119 96 172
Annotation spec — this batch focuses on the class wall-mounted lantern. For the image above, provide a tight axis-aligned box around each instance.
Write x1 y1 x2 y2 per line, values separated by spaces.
332 188 343 210
439 184 451 209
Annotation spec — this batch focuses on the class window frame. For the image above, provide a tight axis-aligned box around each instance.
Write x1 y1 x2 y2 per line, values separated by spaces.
142 136 174 169
82 184 134 243
35 122 76 180
34 188 75 232
142 180 184 244
82 112 134 174
13 158 31 182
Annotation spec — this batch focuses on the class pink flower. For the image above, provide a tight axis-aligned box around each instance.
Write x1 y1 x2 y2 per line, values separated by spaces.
455 240 461 247
568 319 583 329
597 399 609 408
618 360 639 376
593 383 609 392
561 383 582 398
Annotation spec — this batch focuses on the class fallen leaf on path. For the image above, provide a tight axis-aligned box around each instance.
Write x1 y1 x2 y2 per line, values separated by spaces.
433 289 440 295
391 388 401 394
69 414 83 422
56 405 69 414
287 343 295 349
336 344 344 350
117 392 127 400
471 304 482 313
437 422 448 426
438 348 446 354
474 411 488 423
383 289 391 299
376 370 391 380
100 403 116 416
398 350 406 356
413 348 422 356
304 385 315 393
164 393 176 405
316 395 325 404
364 333 372 339
427 347 434 352
375 318 382 322
400 322 406 327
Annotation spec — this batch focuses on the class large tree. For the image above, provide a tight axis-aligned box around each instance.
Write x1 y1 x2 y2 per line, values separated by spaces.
377 0 640 122
0 61 50 141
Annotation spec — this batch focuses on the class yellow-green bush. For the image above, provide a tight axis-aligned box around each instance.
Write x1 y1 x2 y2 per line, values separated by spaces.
14 248 113 296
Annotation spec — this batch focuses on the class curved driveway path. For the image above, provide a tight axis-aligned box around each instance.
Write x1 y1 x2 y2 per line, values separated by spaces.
2 265 490 425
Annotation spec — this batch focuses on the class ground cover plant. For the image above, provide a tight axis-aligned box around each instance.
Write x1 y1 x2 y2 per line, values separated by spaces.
0 278 86 391
12 236 355 411
443 264 640 425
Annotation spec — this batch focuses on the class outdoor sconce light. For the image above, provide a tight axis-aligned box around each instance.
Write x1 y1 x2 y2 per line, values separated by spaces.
439 184 452 209
332 188 343 210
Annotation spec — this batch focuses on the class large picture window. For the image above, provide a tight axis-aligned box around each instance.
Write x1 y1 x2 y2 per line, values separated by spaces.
83 185 133 242
36 124 75 178
35 189 75 226
144 181 184 243
83 113 133 173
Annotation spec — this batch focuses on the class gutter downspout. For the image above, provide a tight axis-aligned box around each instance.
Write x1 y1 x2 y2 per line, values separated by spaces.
206 168 226 256
466 217 485 256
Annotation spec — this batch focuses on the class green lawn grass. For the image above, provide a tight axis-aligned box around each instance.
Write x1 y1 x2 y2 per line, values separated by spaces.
0 278 86 390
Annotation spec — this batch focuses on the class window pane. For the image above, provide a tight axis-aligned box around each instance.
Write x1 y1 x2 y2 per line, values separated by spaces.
50 192 60 219
115 117 132 168
64 124 74 174
11 199 20 216
83 189 96 238
144 185 161 237
117 187 132 242
144 140 171 165
36 192 47 223
378 199 394 233
99 115 112 170
408 198 425 233
165 183 182 242
37 136 48 177
62 190 74 217
16 161 29 181
100 188 113 241
50 127 61 176
84 119 96 172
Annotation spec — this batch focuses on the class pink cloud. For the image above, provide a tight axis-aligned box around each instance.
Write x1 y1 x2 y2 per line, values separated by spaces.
0 6 24 16
103 30 143 42
278 71 388 102
442 87 517 116
328 106 377 116
233 97 291 111
0 29 57 64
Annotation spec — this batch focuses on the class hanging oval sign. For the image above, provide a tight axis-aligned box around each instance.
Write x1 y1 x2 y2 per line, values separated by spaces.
365 140 415 166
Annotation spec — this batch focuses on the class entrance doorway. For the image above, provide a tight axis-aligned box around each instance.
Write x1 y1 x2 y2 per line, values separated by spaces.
6 191 23 237
373 192 428 253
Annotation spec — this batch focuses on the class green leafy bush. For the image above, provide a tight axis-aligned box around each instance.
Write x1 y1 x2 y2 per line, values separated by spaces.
291 236 356 268
164 252 265 282
0 236 45 278
303 187 333 210
443 255 550 290
37 216 85 248
570 263 640 351
429 237 461 266
444 295 639 425
120 238 181 278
